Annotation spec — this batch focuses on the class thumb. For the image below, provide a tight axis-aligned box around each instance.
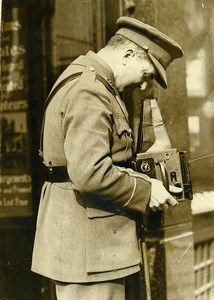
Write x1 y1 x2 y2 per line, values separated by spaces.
167 185 181 206
169 185 183 194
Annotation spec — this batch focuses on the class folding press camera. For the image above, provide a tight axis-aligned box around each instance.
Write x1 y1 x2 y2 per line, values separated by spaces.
134 98 193 201
135 149 193 200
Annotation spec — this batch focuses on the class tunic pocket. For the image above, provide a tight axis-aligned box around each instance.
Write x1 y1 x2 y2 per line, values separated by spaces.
114 117 133 138
85 207 140 273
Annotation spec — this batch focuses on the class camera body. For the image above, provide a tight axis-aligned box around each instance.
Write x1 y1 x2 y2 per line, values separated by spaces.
135 148 193 201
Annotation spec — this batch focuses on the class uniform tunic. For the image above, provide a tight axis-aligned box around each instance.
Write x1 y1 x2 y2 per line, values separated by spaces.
31 51 151 282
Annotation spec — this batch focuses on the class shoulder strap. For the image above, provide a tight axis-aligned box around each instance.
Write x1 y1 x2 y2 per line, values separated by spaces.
39 69 119 160
44 71 119 111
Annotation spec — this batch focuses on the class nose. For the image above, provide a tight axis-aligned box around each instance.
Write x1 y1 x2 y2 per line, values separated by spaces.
140 81 148 90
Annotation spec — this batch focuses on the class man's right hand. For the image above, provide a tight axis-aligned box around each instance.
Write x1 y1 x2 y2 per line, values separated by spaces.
149 178 180 211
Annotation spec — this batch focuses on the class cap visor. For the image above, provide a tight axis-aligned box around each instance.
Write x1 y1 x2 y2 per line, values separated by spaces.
147 53 168 89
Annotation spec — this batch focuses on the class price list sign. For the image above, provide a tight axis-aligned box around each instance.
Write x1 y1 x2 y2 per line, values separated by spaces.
1 2 32 217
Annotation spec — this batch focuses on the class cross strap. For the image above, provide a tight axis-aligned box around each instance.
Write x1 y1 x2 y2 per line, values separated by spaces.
39 66 123 161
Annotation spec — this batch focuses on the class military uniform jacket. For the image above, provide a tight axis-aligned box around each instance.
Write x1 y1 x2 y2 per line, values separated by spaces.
31 51 151 283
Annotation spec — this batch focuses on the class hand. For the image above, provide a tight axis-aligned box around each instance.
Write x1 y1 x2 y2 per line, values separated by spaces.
149 178 181 211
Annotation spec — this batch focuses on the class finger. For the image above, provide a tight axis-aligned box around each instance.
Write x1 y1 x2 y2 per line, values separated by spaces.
151 207 157 212
149 199 163 211
167 196 178 206
161 203 169 210
169 185 183 194
149 197 160 208
156 205 163 211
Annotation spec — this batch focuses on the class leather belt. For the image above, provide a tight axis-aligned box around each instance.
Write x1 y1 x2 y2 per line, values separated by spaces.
45 166 70 182
114 160 133 169
44 160 133 183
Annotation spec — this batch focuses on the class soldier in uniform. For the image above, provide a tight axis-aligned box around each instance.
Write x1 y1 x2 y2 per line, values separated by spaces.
31 17 184 299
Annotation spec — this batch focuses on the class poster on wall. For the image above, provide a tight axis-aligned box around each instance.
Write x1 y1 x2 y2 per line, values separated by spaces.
0 1 32 217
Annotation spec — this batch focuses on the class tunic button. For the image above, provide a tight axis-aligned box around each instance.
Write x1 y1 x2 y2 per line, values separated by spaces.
89 67 95 72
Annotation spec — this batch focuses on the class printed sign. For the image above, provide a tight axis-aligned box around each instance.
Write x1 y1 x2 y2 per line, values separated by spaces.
1 3 32 217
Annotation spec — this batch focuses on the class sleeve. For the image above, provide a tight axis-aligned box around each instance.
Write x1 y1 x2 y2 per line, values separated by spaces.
62 71 151 214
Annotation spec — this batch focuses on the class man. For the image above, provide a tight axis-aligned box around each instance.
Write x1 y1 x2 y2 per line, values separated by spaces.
31 16 184 299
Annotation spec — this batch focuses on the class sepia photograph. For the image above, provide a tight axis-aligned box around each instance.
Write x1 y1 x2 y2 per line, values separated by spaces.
0 0 214 299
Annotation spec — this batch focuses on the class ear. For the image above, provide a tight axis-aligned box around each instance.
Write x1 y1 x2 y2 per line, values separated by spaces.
122 49 135 65
124 48 135 58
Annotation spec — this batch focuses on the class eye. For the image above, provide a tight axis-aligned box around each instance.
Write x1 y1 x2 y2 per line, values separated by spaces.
143 72 155 81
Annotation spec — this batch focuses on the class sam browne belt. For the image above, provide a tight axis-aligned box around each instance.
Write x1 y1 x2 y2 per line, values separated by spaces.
45 166 70 182
44 160 133 183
